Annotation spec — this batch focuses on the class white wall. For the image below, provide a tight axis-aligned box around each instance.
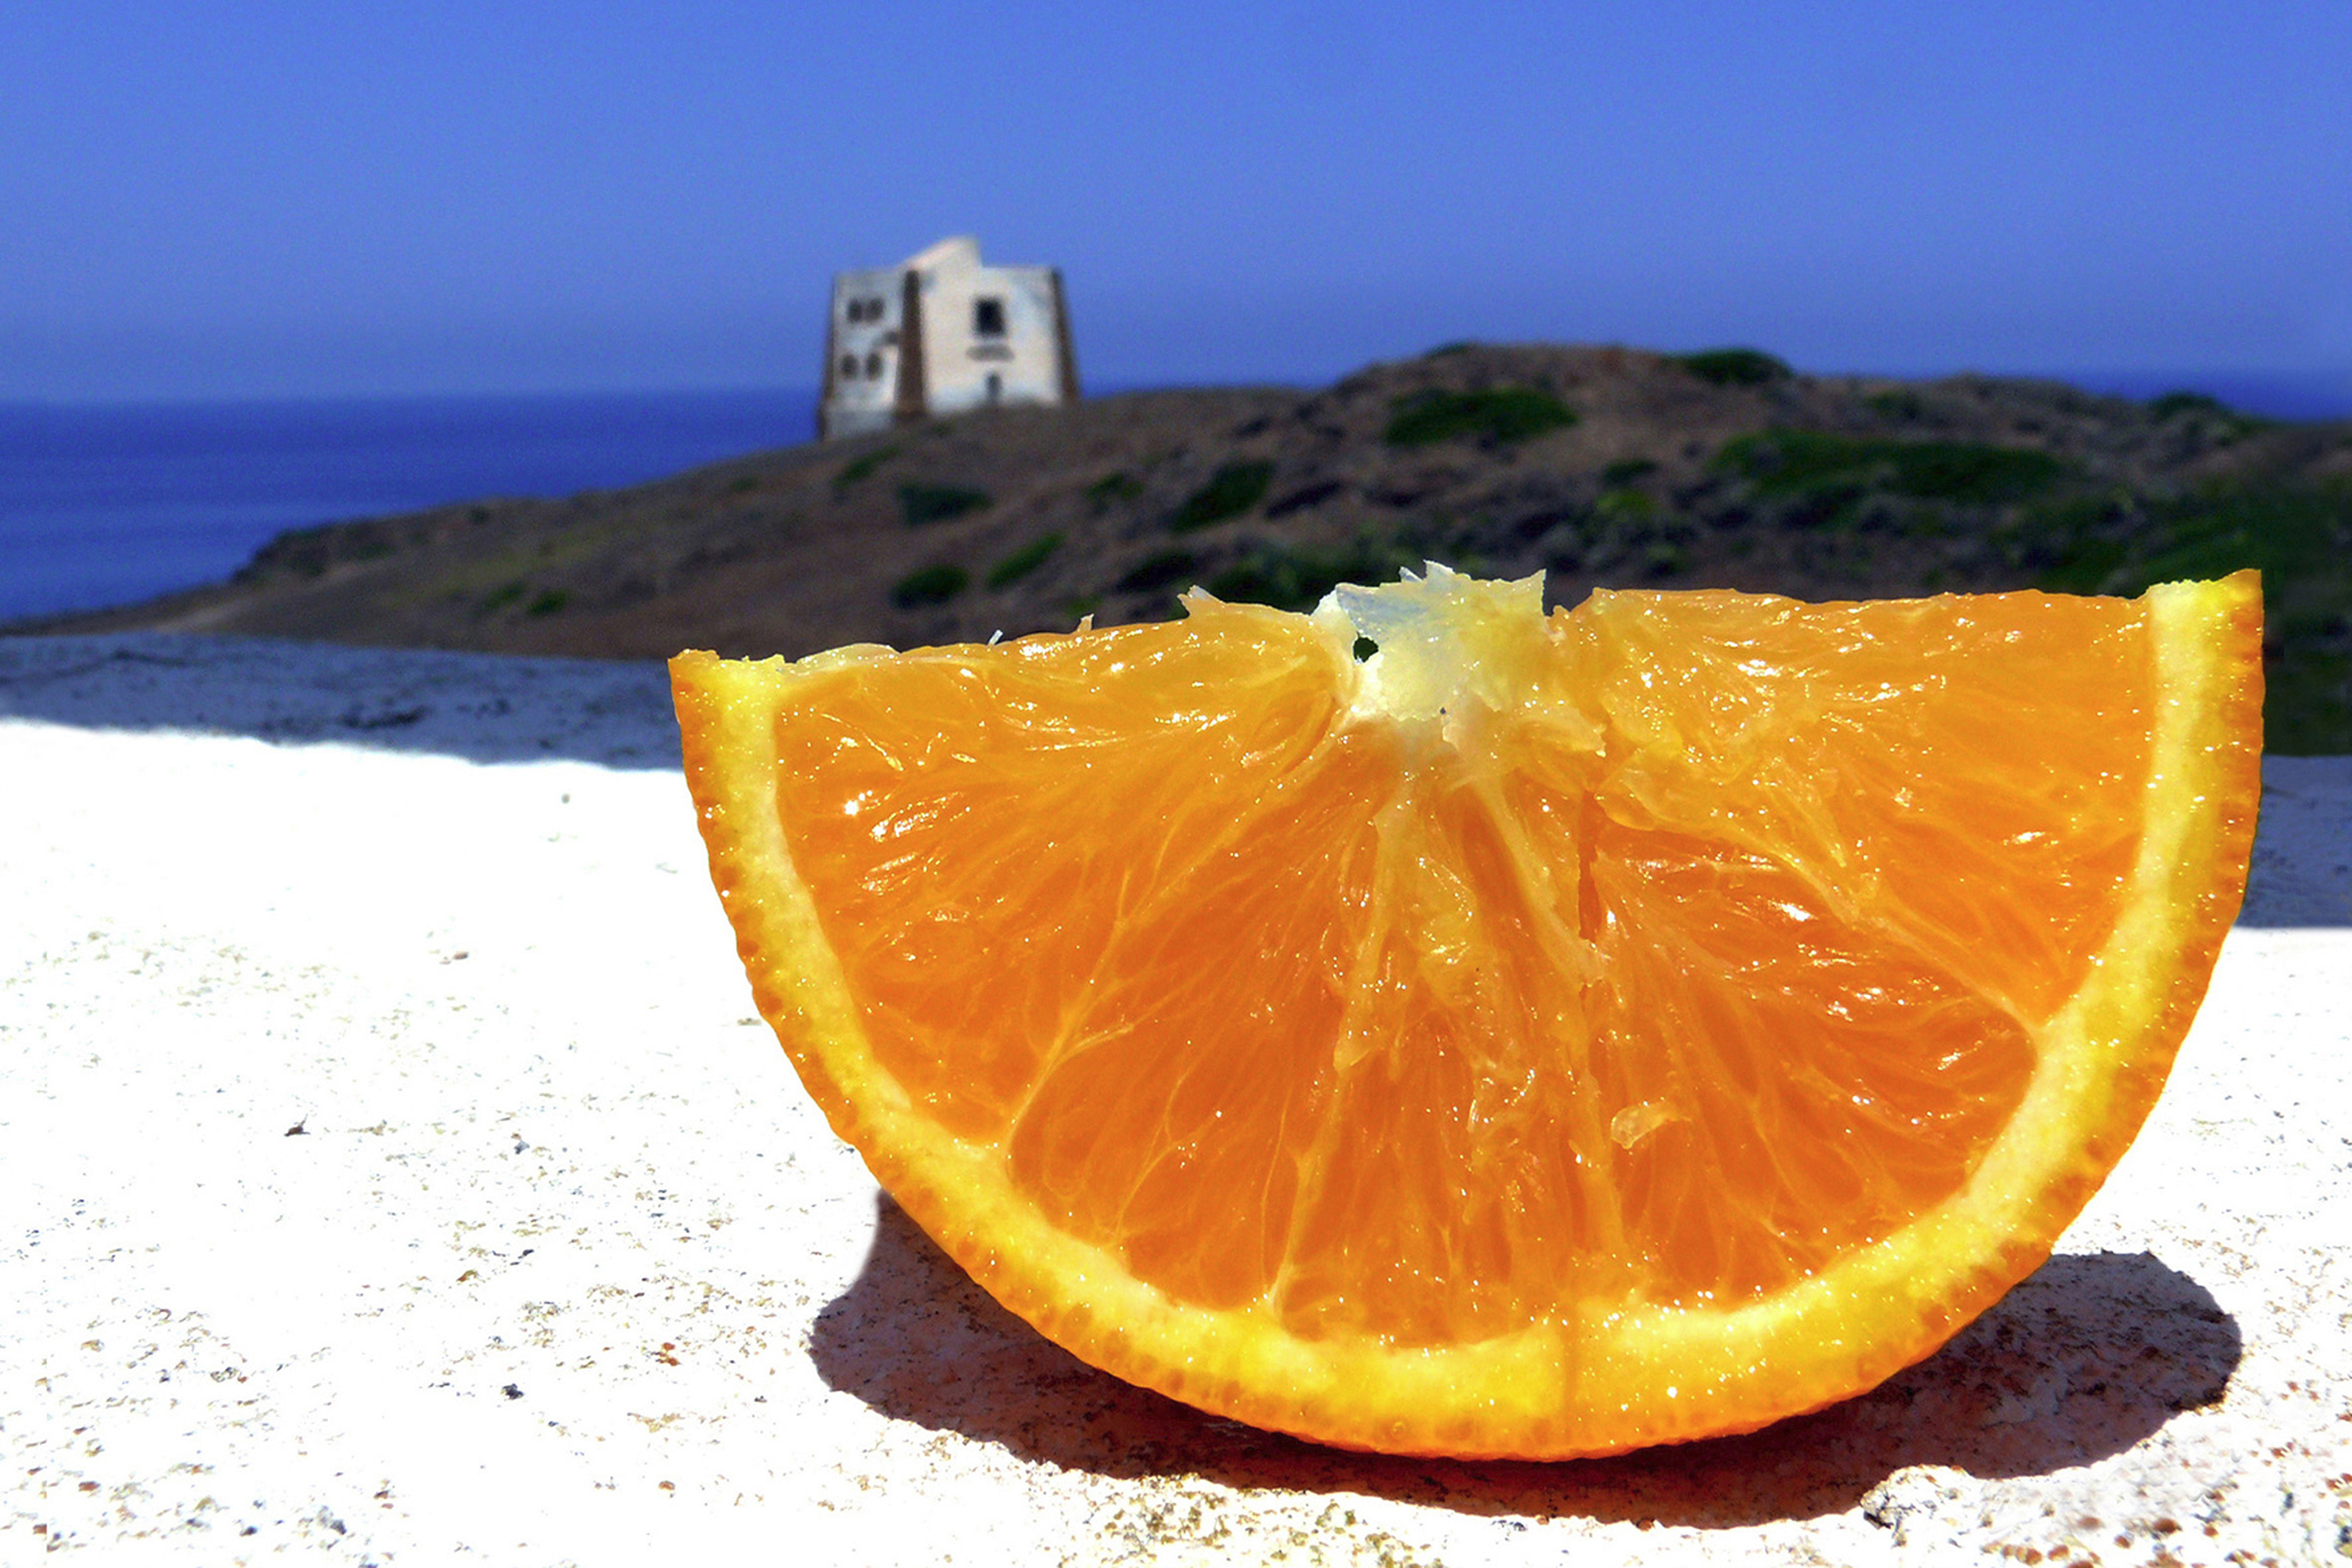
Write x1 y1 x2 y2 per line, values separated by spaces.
916 257 1066 417
822 266 903 438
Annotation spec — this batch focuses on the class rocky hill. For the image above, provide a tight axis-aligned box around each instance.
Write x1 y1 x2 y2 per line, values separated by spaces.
27 344 2352 750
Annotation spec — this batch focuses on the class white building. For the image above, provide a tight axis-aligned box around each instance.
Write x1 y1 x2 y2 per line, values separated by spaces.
819 236 1080 440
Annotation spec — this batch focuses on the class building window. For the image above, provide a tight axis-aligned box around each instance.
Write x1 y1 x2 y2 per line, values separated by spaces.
840 354 858 379
864 351 883 379
985 372 1003 403
973 297 1006 337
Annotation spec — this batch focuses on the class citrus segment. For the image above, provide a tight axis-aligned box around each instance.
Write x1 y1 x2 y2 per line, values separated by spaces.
671 566 2261 1458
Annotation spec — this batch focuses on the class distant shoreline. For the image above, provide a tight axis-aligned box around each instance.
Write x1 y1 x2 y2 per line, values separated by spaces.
0 387 822 624
1948 368 2352 423
8 364 2350 418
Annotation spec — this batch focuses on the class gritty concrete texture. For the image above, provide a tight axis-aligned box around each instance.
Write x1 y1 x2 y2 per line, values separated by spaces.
3 632 2348 1567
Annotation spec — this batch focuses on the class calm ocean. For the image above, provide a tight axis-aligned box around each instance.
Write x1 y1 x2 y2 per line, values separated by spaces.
0 389 816 624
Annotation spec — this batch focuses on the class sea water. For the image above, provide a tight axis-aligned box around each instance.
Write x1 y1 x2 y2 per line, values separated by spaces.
0 389 817 623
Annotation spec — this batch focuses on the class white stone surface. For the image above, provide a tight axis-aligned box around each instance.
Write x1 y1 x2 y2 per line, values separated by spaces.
2 634 2347 1567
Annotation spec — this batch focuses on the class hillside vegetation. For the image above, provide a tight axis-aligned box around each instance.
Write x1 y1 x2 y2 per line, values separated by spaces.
34 344 2352 751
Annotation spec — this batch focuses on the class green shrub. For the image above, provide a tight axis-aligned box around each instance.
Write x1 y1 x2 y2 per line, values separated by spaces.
481 580 527 612
1170 462 1275 532
2029 537 2134 594
1719 431 2065 505
1264 479 1346 518
1205 540 1415 614
1085 471 1144 508
2147 391 2232 421
726 474 761 494
2145 389 2269 440
1991 494 2121 576
2004 481 2351 752
526 589 569 617
1884 443 2065 503
2148 488 2352 752
1384 387 1576 448
1117 549 1198 594
1670 348 1792 386
898 482 992 527
1600 458 1657 487
986 532 1064 589
891 563 969 607
2115 487 2344 587
834 444 900 488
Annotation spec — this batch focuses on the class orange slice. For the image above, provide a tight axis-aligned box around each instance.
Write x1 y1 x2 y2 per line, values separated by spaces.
670 566 2261 1460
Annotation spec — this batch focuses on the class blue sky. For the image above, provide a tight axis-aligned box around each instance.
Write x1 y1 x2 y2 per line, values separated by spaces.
4 0 2348 401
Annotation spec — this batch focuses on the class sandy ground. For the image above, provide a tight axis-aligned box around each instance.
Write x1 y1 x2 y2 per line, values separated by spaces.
2 632 2347 1567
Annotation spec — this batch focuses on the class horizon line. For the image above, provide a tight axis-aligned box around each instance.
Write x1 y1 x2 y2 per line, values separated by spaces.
4 358 2350 419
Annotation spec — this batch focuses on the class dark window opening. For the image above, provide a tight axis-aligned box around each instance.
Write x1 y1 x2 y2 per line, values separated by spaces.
840 354 858 379
973 297 1006 337
985 372 1003 403
864 351 884 379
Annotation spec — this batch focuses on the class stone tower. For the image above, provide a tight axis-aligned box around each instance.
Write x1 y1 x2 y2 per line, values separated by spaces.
819 236 1080 440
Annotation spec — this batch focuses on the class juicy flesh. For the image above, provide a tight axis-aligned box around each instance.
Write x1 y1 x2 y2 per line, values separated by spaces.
770 578 2154 1346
